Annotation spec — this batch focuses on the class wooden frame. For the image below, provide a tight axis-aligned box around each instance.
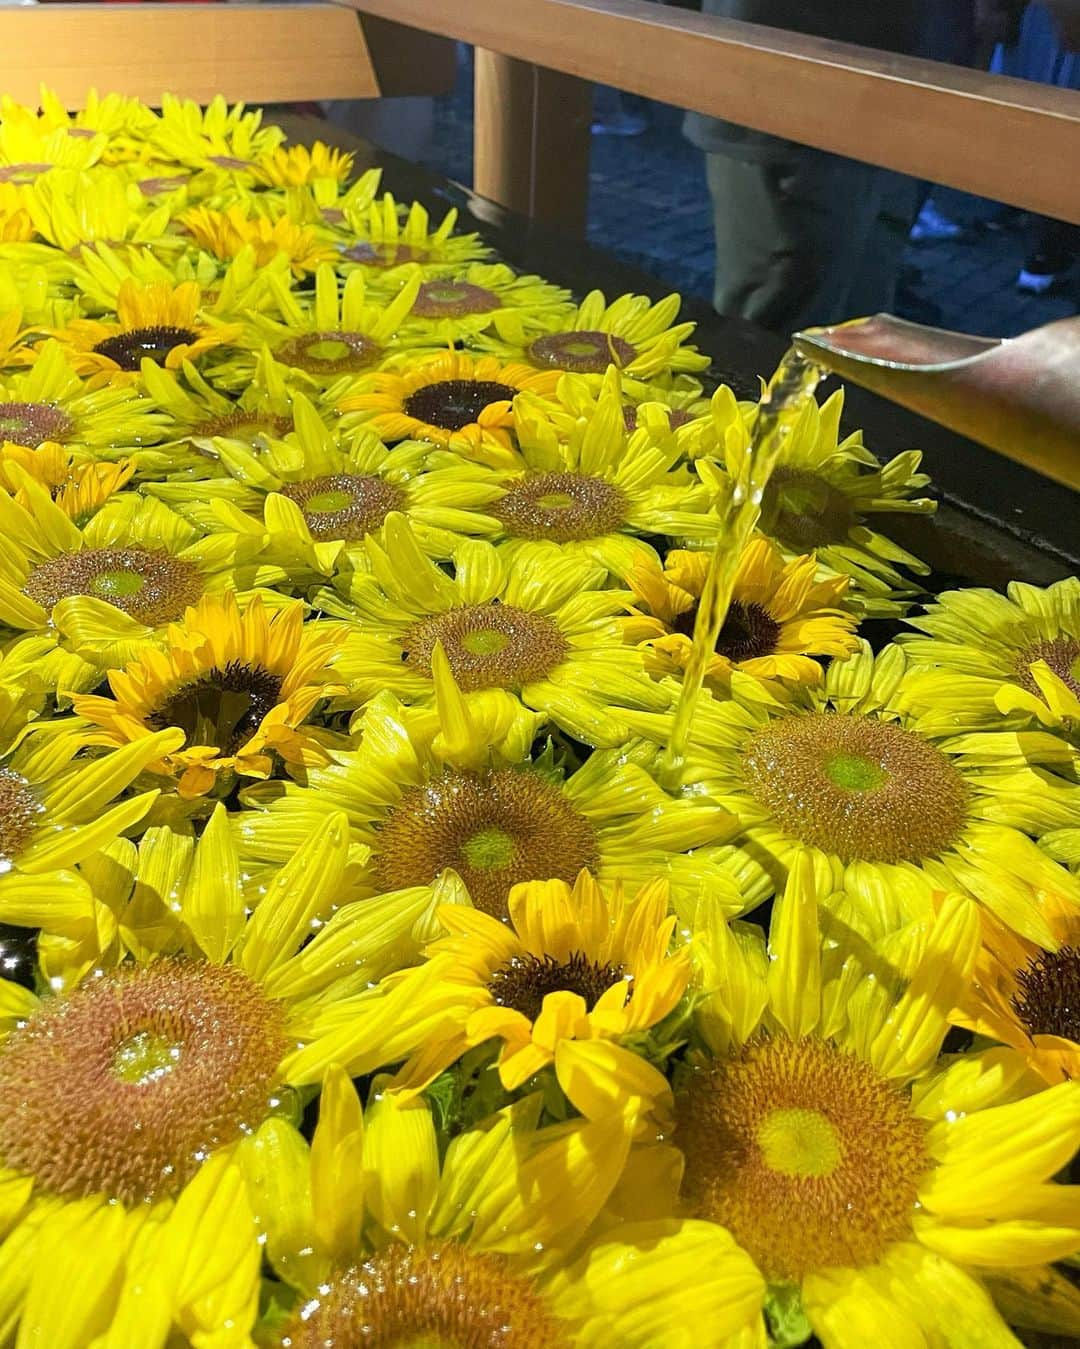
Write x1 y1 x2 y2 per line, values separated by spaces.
0 3 455 108
346 0 1080 227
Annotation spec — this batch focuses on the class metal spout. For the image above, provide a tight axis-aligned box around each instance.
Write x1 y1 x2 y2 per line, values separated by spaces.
793 314 1080 490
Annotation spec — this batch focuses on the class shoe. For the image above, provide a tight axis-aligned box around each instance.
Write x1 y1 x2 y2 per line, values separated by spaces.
909 201 963 243
590 111 648 137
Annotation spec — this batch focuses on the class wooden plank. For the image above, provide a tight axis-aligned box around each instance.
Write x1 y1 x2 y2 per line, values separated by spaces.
473 52 591 232
345 0 1080 224
0 4 453 108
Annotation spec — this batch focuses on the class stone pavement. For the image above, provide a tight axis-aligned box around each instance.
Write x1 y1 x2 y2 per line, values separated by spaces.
420 55 1078 340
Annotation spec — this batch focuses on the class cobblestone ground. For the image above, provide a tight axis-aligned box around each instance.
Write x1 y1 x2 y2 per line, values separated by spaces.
421 54 1078 340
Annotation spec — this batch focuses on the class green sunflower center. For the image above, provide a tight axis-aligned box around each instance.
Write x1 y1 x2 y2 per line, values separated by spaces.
493 471 628 543
23 545 204 626
0 767 39 870
403 380 519 433
741 711 970 864
412 280 502 319
401 603 569 692
93 326 199 371
281 472 405 541
279 1242 572 1348
276 329 382 376
1016 636 1080 700
488 952 628 1024
676 1036 929 1281
0 400 74 446
372 768 599 920
1011 945 1080 1043
147 660 284 757
674 598 782 664
760 467 857 551
0 960 285 1204
527 330 637 374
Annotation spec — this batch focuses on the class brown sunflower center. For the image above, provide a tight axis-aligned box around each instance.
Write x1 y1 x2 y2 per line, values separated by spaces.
1012 946 1080 1043
372 768 599 920
281 473 404 541
741 711 970 864
760 468 857 551
0 400 74 446
674 599 782 664
492 472 628 543
138 175 190 197
279 1242 572 1349
0 767 39 870
93 326 200 371
0 960 285 1205
193 410 294 446
489 952 628 1024
23 546 204 626
341 242 429 268
527 330 637 374
401 604 569 692
147 660 284 757
403 380 519 433
275 330 382 376
676 1036 929 1282
413 280 502 319
622 404 694 433
1015 636 1080 700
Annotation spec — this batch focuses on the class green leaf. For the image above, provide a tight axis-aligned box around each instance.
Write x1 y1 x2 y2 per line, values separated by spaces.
765 1282 814 1348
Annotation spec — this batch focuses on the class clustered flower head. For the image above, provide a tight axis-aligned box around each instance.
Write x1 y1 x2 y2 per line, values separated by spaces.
0 89 1076 1349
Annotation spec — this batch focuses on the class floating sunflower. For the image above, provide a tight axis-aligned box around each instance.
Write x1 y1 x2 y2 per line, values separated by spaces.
664 858 1080 1348
321 513 669 745
0 440 134 522
235 686 742 922
491 366 714 581
71 592 345 799
0 106 105 182
30 88 155 164
0 803 426 1346
145 93 284 171
479 288 710 381
392 261 572 341
49 279 241 387
633 641 1080 945
0 484 273 687
0 182 34 246
182 203 337 278
697 386 935 616
0 339 164 454
251 140 354 187
242 1075 764 1348
535 367 715 447
625 535 861 685
338 349 560 466
337 192 490 275
22 166 179 258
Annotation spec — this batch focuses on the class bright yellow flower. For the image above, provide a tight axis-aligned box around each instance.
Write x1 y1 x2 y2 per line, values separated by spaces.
0 182 33 244
182 203 336 277
0 440 134 521
626 535 860 684
48 279 240 386
252 140 354 186
145 93 284 170
533 367 715 449
338 349 560 466
393 261 572 342
71 592 345 799
22 167 179 257
337 191 491 274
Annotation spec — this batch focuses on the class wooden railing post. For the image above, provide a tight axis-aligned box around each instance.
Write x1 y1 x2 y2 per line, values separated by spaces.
473 49 591 232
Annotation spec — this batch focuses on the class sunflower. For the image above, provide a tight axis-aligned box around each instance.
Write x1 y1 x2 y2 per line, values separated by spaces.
478 288 710 381
224 261 425 389
489 366 714 581
695 385 935 616
251 140 354 187
0 339 164 454
631 641 1080 946
0 441 134 522
897 577 1080 739
235 684 743 923
22 166 180 258
321 512 670 746
0 183 34 246
625 535 861 685
0 802 439 1347
534 367 715 447
71 592 345 799
242 1075 765 1348
29 88 156 165
0 106 105 181
0 483 274 688
657 857 1080 1349
338 349 560 466
154 395 503 581
48 279 241 387
391 261 572 342
181 203 337 278
145 93 284 171
337 192 491 275
0 299 39 370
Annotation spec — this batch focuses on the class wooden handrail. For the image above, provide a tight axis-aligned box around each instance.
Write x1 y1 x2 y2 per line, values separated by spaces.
345 0 1080 225
0 3 455 108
